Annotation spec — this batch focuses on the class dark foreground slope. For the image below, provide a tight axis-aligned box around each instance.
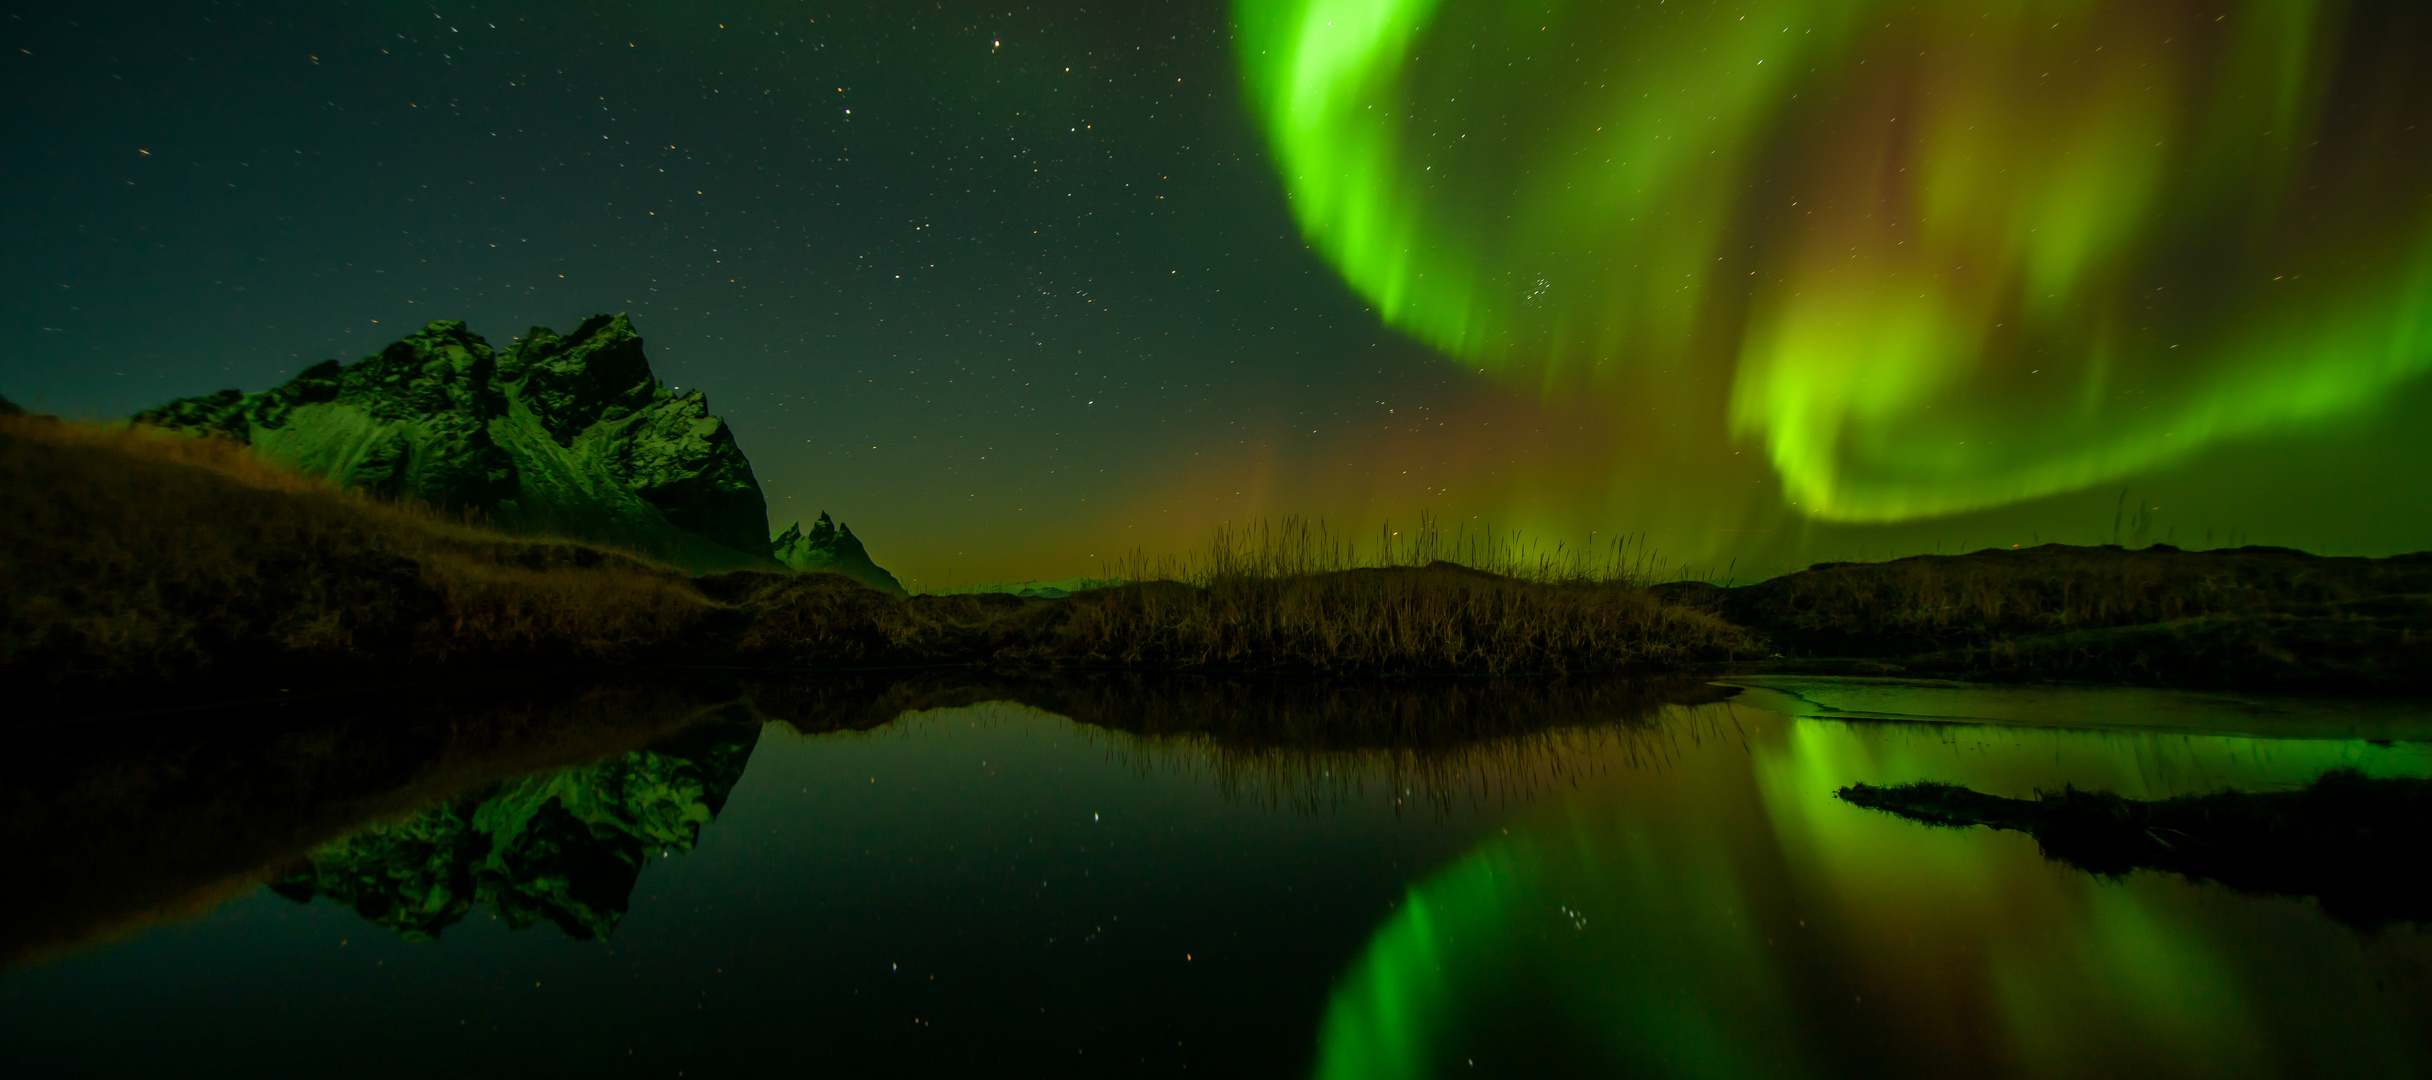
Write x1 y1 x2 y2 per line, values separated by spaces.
0 411 715 692
0 414 1752 705
1654 544 2432 690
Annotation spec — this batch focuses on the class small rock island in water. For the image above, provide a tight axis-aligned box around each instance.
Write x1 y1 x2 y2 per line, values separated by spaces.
1841 770 2432 929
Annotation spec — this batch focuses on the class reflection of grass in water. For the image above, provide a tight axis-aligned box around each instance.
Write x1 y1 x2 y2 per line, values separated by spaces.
1126 718 1700 818
779 675 1755 817
853 698 1647 817
747 670 1740 745
1101 698 1754 819
753 672 1755 816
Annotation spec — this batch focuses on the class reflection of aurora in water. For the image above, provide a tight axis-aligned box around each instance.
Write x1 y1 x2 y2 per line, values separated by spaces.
1313 702 2432 1078
1239 0 2432 522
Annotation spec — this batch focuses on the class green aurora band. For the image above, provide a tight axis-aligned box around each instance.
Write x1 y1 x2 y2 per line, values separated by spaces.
1238 0 2432 522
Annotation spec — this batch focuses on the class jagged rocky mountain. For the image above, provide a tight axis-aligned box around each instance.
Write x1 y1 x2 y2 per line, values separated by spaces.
772 511 906 595
134 315 899 582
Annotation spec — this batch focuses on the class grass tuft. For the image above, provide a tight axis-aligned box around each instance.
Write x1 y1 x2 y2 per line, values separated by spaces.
1028 514 1751 675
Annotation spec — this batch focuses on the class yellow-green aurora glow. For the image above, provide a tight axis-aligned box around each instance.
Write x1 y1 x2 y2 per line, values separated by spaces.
1239 0 2432 522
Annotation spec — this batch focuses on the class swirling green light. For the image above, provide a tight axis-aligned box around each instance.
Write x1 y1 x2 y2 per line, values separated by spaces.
1239 0 2432 521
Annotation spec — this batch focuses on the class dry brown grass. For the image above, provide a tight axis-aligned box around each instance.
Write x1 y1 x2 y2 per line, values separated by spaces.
2 416 1755 690
1650 541 2432 688
0 413 718 688
1041 569 1749 675
1683 543 2432 643
699 515 1757 676
1014 516 1755 675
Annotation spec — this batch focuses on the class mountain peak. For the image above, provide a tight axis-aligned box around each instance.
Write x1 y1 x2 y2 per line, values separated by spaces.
773 511 905 595
134 315 772 572
500 312 658 446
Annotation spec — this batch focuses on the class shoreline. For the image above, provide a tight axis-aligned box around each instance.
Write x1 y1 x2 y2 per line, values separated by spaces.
8 412 2428 707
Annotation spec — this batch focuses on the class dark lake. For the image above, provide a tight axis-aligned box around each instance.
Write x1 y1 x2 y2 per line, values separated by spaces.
4 675 2428 1077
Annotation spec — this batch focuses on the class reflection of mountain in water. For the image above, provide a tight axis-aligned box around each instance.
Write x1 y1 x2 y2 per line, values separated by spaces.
270 722 759 941
11 672 1717 967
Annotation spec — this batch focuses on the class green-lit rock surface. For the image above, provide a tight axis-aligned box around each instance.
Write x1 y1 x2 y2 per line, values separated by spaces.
135 315 774 573
270 722 760 941
772 511 906 595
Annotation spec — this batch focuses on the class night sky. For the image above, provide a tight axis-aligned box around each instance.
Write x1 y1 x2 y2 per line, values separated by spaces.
9 1 2432 587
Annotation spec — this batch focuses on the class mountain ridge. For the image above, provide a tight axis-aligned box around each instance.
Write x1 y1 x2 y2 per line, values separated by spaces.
773 512 906 595
132 315 894 581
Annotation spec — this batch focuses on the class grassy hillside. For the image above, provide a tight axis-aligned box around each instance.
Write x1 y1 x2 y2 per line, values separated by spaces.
1655 543 2432 688
2 415 1753 702
25 410 2403 697
0 411 715 691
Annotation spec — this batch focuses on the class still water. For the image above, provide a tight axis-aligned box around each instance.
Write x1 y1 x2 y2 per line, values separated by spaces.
3 676 2427 1077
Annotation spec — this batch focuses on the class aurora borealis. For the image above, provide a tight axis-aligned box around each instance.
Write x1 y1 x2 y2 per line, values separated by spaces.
1242 0 2432 523
15 5 2432 1070
7 1 2432 582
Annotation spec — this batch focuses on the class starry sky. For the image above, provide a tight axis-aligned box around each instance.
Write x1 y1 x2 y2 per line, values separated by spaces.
9 0 2432 587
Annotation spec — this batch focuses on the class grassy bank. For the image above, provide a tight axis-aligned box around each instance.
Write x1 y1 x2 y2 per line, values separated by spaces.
1656 543 2432 689
710 516 1754 675
1 415 1751 700
11 411 2423 698
1 411 714 690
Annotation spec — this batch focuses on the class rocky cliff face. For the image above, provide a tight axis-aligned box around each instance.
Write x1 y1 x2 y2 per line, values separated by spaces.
772 511 907 595
135 316 773 572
